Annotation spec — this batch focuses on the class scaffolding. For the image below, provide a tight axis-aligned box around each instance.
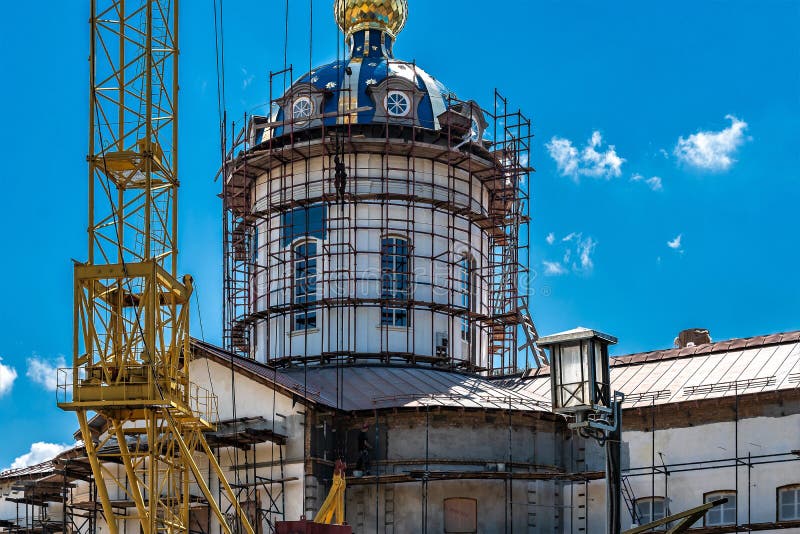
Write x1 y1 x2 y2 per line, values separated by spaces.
206 417 296 534
222 67 538 376
0 451 98 534
619 387 800 531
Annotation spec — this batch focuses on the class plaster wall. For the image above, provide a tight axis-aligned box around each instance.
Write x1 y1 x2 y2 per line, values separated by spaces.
582 412 800 533
346 479 562 533
248 152 499 368
187 358 312 525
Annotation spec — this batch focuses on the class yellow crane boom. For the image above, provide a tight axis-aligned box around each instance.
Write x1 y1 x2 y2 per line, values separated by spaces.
58 2 255 533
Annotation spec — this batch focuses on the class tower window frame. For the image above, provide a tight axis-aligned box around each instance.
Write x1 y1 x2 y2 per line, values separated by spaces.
292 240 318 332
778 485 800 521
381 236 411 327
384 90 411 117
704 491 736 527
458 255 477 344
635 497 667 526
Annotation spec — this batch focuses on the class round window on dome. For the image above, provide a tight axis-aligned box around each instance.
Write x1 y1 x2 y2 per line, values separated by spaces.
385 91 411 118
292 96 314 123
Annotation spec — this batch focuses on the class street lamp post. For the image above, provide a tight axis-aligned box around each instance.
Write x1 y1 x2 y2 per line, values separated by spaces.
538 328 623 534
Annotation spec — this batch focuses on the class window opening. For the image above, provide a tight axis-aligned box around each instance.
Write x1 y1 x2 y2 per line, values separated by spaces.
385 91 411 117
381 237 411 326
293 241 318 331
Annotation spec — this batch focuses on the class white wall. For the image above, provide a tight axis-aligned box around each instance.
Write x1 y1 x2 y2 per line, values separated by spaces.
582 412 800 532
189 358 310 525
250 152 497 368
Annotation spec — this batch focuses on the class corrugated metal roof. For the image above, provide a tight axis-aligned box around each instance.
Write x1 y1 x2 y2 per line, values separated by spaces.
0 446 87 483
192 331 799 413
282 365 551 412
193 339 550 412
192 339 338 407
519 330 800 409
0 462 55 482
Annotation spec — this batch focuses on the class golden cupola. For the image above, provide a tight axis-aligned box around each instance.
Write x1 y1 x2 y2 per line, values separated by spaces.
334 0 409 38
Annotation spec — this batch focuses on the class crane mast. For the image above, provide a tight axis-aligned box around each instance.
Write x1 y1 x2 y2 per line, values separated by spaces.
58 2 254 533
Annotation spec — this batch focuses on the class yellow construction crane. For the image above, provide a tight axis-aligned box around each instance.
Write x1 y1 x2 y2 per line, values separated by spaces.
58 2 255 534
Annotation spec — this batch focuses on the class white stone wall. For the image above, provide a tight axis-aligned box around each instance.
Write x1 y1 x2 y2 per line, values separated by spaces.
582 412 800 532
250 153 495 368
188 358 309 525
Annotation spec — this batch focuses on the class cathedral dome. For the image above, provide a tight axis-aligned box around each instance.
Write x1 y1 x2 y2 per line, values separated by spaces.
267 1 488 140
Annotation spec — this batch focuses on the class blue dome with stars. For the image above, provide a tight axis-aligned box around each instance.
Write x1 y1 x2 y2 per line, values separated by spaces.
263 4 487 140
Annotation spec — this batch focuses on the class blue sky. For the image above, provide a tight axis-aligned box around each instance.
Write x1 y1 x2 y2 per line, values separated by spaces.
0 0 797 468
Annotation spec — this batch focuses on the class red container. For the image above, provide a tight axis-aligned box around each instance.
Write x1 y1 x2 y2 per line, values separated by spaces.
275 520 353 534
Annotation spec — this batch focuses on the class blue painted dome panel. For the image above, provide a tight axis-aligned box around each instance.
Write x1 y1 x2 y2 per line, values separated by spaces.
274 37 455 135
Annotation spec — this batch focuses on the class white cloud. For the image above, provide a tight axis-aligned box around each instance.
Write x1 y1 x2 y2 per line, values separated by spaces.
562 232 579 243
545 233 555 245
543 261 567 276
667 234 683 250
674 115 749 171
546 137 579 177
542 233 598 276
632 173 664 192
0 358 17 397
26 356 66 392
241 67 255 90
577 237 597 271
546 131 625 180
8 442 72 470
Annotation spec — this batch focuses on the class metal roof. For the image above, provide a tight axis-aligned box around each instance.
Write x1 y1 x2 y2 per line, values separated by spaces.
520 330 800 409
193 340 550 412
0 462 56 482
281 365 551 412
192 331 799 413
538 327 618 346
192 339 338 406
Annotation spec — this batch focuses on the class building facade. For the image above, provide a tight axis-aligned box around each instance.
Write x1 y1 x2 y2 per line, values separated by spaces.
223 0 536 377
2 331 798 533
1 1 798 534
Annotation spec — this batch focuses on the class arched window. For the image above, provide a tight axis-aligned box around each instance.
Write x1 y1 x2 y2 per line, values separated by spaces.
778 485 800 521
381 237 411 327
635 497 666 525
293 241 317 331
458 255 477 344
704 491 736 526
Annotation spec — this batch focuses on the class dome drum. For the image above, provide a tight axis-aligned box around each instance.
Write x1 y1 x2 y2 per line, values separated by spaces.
224 0 533 377
347 29 395 59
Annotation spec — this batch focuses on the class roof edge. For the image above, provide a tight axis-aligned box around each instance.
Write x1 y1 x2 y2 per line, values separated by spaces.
190 339 330 407
526 329 800 378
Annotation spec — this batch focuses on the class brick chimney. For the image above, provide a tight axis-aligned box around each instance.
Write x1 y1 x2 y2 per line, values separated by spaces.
674 328 712 348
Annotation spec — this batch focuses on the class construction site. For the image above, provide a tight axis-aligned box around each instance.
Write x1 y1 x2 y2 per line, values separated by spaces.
0 0 798 533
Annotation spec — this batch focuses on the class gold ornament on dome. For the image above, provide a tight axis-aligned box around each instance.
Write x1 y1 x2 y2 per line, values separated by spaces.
334 0 409 38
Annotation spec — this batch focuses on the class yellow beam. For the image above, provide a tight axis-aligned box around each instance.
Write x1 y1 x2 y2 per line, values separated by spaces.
64 2 257 534
78 411 119 534
198 431 257 534
114 422 150 534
